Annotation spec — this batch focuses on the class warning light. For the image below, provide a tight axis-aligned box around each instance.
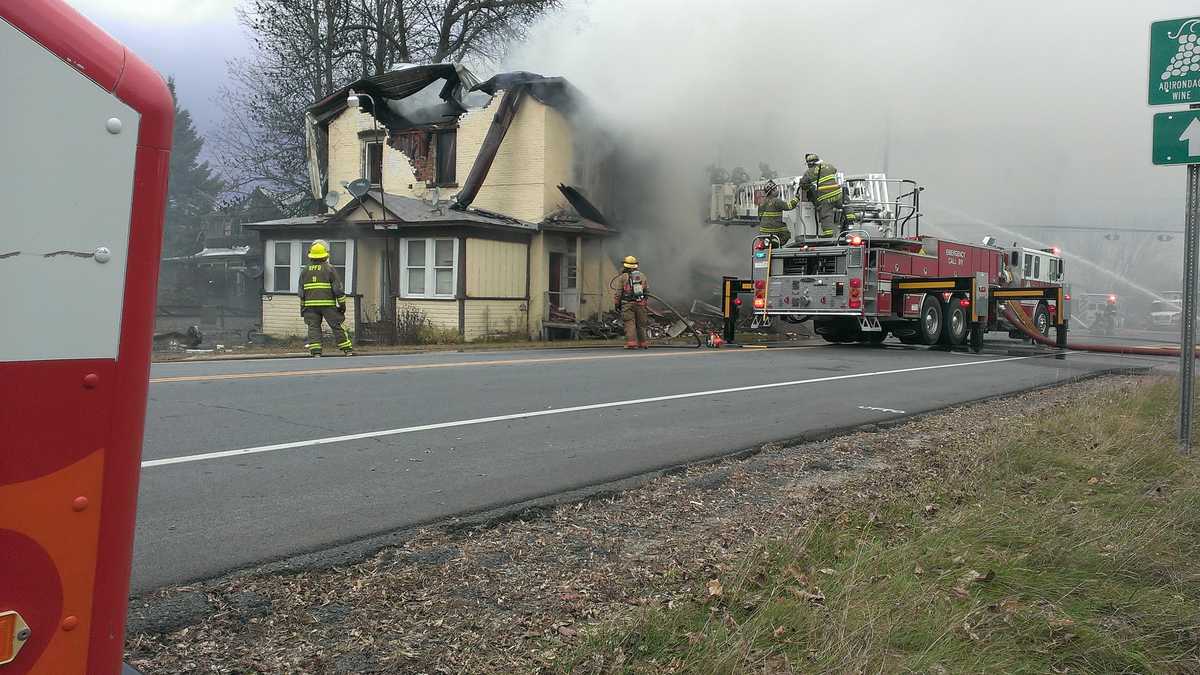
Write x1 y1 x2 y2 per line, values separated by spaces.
754 280 766 290
1052 246 1061 256
849 298 862 309
849 235 863 246
753 298 766 309
849 277 862 288
1065 294 1072 301
733 297 742 306
1107 294 1117 304
753 239 766 251
959 298 971 308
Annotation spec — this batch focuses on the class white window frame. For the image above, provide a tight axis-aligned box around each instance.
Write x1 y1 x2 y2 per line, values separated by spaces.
400 237 458 299
264 238 355 294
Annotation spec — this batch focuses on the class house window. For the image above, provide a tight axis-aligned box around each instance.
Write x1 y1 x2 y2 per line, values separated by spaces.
264 239 354 293
272 241 291 292
436 130 456 185
301 240 349 282
566 254 578 290
363 141 383 185
401 238 457 298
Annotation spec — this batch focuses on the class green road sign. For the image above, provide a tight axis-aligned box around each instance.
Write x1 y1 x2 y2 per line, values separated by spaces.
1153 111 1200 165
1150 17 1200 105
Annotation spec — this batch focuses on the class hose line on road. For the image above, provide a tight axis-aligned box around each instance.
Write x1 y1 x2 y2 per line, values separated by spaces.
1003 303 1199 357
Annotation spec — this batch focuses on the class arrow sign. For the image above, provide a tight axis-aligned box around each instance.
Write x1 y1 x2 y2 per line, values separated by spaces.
1183 117 1200 157
1154 111 1200 165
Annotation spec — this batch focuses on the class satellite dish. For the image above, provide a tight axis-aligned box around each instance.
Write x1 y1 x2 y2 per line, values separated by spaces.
323 191 341 209
347 179 371 199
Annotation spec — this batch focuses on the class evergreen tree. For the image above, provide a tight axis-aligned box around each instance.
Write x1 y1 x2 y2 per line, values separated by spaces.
163 77 226 257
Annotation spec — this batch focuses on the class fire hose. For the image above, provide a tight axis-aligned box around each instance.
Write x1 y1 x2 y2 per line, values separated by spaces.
1002 302 1199 357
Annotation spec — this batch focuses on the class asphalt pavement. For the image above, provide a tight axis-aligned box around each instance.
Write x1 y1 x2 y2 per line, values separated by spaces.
132 338 1169 592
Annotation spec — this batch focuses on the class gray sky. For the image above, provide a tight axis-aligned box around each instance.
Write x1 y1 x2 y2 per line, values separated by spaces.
69 0 246 138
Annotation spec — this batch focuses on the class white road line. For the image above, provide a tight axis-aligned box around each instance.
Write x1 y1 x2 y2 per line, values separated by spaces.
142 355 1032 468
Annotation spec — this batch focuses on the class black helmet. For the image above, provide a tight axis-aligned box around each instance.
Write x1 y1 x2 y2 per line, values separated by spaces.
804 153 820 166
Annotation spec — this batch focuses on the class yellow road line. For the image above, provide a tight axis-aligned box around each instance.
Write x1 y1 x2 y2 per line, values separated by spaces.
150 346 821 384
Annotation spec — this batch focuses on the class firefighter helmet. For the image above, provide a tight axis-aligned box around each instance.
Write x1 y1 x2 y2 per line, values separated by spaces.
804 153 820 166
763 179 779 195
622 255 638 269
309 242 330 259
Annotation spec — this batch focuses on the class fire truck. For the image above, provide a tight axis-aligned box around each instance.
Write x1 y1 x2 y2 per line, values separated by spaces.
711 174 1068 351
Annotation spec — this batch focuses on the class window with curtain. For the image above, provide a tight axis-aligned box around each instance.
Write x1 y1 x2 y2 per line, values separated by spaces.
401 238 457 298
264 239 354 293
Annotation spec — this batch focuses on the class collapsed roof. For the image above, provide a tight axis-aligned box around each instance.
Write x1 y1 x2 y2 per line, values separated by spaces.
306 63 480 200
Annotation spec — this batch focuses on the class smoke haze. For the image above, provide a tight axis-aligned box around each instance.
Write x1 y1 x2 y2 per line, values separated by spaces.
504 0 1198 301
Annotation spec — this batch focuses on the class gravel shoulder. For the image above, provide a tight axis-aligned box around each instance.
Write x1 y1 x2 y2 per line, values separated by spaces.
125 375 1136 674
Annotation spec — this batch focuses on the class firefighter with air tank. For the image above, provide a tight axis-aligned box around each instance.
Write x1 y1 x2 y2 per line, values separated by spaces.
796 153 844 238
616 255 651 349
756 179 800 247
300 241 354 357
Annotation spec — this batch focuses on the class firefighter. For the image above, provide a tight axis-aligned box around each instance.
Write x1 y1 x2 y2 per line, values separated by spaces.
299 242 354 357
616 255 650 349
797 153 843 237
757 179 799 247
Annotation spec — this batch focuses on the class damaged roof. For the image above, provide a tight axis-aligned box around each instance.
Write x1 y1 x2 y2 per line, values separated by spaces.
245 191 537 233
472 71 581 112
307 63 480 127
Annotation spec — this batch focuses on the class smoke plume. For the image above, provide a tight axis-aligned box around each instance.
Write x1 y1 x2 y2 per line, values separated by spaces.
505 0 1198 301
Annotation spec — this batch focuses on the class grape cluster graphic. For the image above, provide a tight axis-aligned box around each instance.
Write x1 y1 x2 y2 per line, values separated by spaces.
1163 19 1200 81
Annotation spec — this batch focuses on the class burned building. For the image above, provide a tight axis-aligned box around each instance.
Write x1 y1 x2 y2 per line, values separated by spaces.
246 65 620 342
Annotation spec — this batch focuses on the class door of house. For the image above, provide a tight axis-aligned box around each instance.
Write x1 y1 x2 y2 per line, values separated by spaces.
548 252 579 316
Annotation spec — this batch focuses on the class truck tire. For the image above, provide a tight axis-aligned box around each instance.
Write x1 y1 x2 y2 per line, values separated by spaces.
866 330 888 345
1032 302 1051 338
942 301 967 346
919 295 943 345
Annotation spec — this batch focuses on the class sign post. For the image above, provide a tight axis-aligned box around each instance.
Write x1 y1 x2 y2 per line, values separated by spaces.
1180 151 1198 454
1150 16 1200 453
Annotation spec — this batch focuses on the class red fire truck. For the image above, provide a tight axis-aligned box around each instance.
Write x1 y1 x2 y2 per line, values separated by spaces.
723 176 1067 352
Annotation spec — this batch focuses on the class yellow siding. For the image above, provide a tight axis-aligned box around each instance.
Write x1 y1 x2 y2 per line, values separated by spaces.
456 96 548 222
463 300 528 340
396 298 458 331
543 105 573 216
466 238 527 298
355 237 384 312
527 232 548 339
579 238 617 320
262 295 357 339
326 108 420 210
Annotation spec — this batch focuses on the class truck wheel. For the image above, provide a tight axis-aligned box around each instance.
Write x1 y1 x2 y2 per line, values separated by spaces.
866 330 888 346
1032 303 1051 338
942 302 967 346
919 295 943 345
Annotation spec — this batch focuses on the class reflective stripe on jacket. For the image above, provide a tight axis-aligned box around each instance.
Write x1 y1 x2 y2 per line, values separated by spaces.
298 261 346 309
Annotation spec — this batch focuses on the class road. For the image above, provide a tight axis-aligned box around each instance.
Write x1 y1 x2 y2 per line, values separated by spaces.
132 340 1166 592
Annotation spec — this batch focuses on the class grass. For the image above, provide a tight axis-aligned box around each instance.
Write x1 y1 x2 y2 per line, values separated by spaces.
564 379 1200 674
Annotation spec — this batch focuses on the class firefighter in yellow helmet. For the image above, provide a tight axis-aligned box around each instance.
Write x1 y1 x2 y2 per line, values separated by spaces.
616 255 650 349
299 242 353 356
756 179 799 247
796 153 843 237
